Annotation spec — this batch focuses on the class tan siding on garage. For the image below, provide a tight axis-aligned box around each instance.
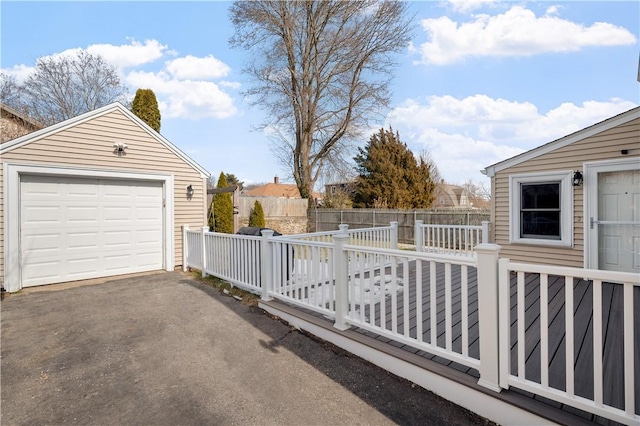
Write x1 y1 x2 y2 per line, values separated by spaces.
0 107 208 284
492 117 640 267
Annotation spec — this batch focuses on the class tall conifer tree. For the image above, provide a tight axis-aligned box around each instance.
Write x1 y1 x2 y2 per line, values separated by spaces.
213 172 234 233
353 128 437 209
131 88 161 132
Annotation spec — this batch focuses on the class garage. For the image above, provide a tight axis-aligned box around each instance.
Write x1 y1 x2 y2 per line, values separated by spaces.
1 102 210 292
20 175 164 287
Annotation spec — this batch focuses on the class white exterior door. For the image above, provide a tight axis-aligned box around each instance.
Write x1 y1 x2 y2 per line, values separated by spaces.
586 158 640 273
20 175 164 287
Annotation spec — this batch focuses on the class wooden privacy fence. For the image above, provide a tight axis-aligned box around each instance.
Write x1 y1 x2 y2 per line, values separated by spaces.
310 208 490 243
182 224 639 425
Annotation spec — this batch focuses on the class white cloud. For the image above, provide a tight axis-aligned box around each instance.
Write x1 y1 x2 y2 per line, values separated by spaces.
219 81 242 89
166 55 231 80
126 71 237 119
85 39 167 69
413 5 637 65
0 64 34 83
386 95 637 183
446 0 496 13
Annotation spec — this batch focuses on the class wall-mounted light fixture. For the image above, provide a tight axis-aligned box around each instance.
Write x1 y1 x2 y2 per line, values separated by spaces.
572 170 583 187
186 185 194 198
113 142 128 156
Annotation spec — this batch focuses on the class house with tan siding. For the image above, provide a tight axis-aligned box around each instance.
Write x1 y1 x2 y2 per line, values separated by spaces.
483 106 639 272
1 103 44 142
1 102 210 292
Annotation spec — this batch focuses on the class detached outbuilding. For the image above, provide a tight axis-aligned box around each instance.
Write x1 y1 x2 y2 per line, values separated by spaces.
1 102 210 292
483 106 639 273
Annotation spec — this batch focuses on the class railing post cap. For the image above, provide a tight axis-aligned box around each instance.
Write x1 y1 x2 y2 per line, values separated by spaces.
474 243 501 253
261 229 275 237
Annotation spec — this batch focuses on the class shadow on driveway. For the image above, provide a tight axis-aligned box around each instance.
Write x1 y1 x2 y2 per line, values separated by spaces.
1 271 491 425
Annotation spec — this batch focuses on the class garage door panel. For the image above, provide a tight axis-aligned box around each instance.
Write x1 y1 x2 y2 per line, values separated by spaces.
67 231 100 250
67 206 100 223
104 230 133 247
22 205 62 225
21 175 164 287
22 231 63 254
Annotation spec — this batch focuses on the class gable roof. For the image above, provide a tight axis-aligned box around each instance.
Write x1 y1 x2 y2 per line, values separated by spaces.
244 183 302 198
244 182 323 199
483 106 640 177
0 103 45 130
0 102 210 177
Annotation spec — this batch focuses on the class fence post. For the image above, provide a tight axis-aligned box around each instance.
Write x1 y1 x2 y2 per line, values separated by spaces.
182 225 189 272
333 233 350 331
475 243 502 392
482 221 490 244
390 221 398 250
414 220 424 252
338 224 349 234
260 229 275 301
201 226 208 278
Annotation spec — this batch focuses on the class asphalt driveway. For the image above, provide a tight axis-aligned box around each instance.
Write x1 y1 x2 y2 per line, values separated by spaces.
1 271 490 425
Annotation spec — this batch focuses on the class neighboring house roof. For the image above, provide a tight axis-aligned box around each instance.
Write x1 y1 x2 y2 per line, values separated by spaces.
244 182 322 199
434 183 471 208
0 102 210 178
0 103 45 142
483 106 640 177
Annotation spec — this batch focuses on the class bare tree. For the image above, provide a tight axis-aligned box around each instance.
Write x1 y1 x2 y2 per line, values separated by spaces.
21 51 128 125
229 1 413 207
461 179 491 209
0 73 23 110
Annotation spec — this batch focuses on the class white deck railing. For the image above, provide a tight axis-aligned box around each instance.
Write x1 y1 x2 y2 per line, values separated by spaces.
288 222 398 249
415 220 489 256
182 223 638 425
338 241 481 370
203 232 263 292
183 227 204 270
498 260 639 425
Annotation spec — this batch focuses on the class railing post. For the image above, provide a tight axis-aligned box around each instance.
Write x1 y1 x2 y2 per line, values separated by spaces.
338 224 349 234
201 226 208 278
482 221 490 244
474 243 502 392
414 220 424 252
390 221 398 250
260 229 275 301
333 233 351 331
182 225 189 272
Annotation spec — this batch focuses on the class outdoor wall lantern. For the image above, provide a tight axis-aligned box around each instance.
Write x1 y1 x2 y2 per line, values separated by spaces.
113 142 128 155
572 170 583 187
186 185 194 198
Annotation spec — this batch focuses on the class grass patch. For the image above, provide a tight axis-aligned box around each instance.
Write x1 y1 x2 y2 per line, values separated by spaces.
187 270 260 307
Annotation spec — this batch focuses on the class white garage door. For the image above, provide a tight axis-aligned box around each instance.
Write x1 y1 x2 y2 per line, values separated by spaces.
20 175 164 287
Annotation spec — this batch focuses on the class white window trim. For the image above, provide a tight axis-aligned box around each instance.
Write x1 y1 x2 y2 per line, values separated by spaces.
509 170 573 247
3 162 175 292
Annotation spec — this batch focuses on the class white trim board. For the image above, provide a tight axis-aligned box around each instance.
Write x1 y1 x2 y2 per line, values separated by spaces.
3 163 175 292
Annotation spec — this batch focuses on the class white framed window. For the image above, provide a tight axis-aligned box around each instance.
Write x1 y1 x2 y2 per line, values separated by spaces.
509 171 573 247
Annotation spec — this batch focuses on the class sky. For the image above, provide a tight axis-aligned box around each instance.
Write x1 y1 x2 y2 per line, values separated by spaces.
1 0 638 189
